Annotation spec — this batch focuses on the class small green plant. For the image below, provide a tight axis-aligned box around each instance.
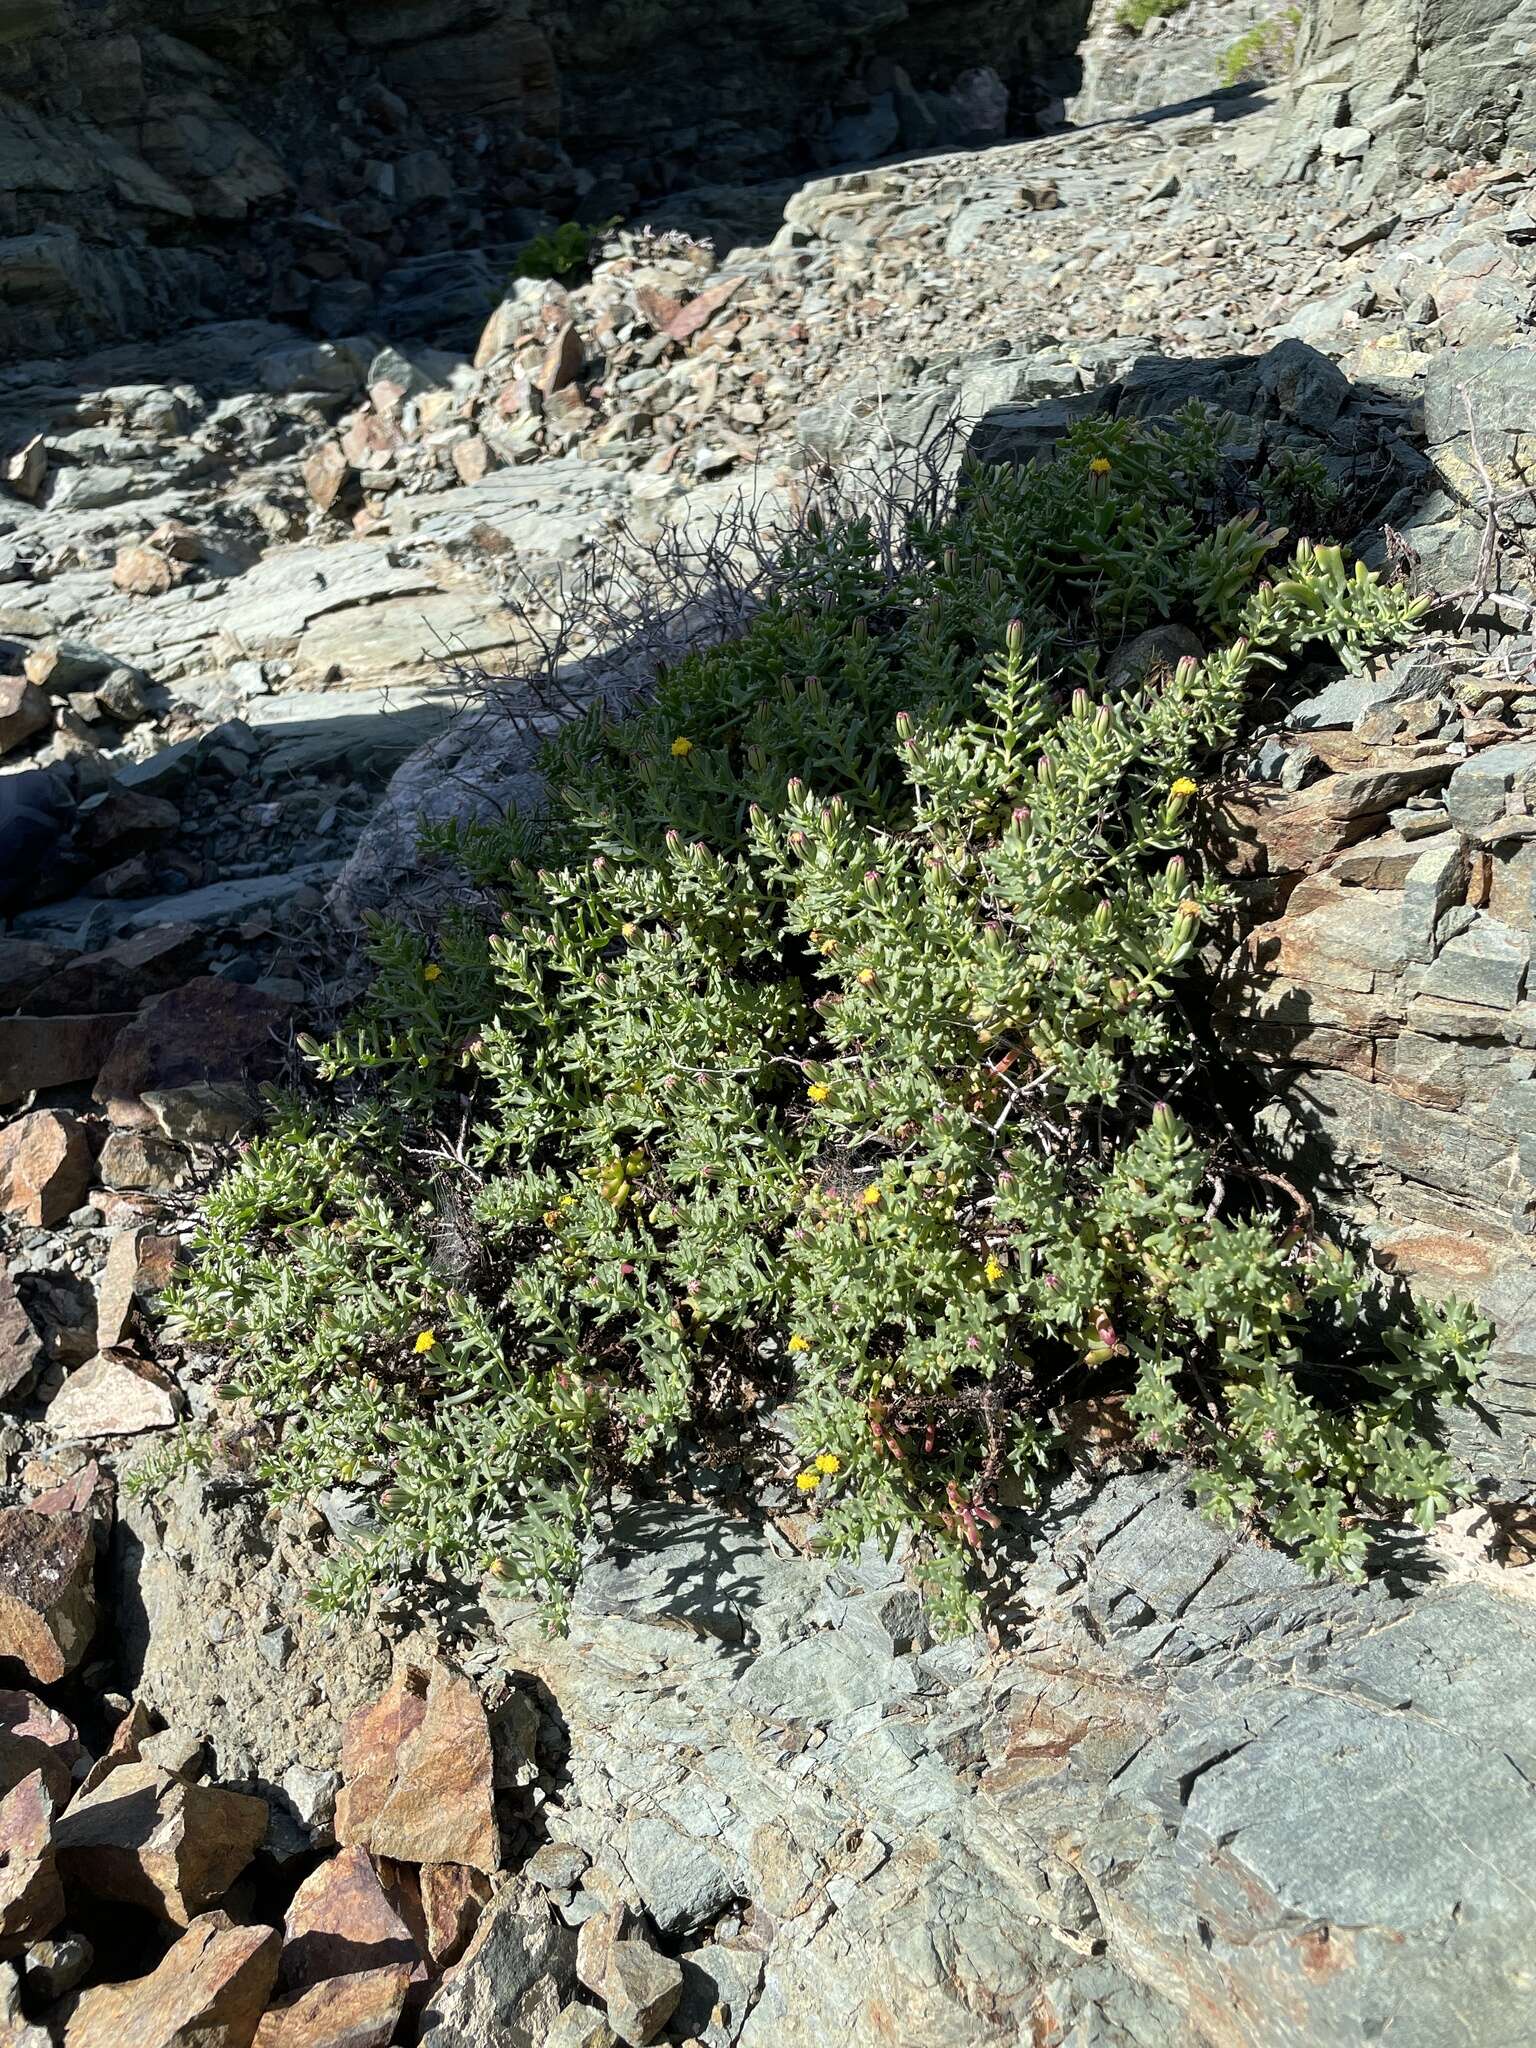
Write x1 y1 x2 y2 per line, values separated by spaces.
511 218 619 283
171 408 1482 1634
1259 446 1343 534
1117 0 1190 33
1220 9 1302 86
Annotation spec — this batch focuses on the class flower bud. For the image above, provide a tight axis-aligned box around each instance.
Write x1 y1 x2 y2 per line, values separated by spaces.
1006 616 1025 655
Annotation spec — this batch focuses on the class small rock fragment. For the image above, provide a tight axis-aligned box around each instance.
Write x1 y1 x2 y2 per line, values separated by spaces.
54 1763 267 1924
0 1774 63 1957
21 1929 93 2003
95 1229 180 1349
0 1112 93 1228
0 678 49 758
0 1511 95 1683
0 1271 42 1400
600 1940 683 2048
111 545 181 597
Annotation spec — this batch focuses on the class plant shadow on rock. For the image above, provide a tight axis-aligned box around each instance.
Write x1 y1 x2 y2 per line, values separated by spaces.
160 341 1504 1649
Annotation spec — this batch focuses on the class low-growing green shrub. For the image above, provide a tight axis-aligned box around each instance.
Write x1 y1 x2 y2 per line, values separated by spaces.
1220 9 1302 86
174 409 1486 1631
511 218 619 283
1117 0 1190 34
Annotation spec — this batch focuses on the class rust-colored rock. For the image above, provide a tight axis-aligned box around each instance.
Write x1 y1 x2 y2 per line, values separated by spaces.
0 1270 41 1400
335 1663 498 1875
451 434 491 485
0 1112 93 1227
0 1509 95 1683
111 545 183 597
663 276 743 343
64 1910 279 2048
54 1763 267 1924
74 1698 153 1797
538 323 584 397
253 1963 411 2048
95 1228 181 1348
0 1015 136 1106
93 979 291 1138
0 676 49 757
301 440 353 513
275 1845 421 1999
0 1772 62 1957
29 1460 114 1534
46 1349 180 1441
420 1862 492 1968
0 1689 82 1807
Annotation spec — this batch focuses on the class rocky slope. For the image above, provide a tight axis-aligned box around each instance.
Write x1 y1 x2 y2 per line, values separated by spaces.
5 18 1536 2048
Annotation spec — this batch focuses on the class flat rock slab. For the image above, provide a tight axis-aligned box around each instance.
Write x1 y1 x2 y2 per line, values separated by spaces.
64 1910 279 2048
253 1963 412 2048
45 1349 180 1440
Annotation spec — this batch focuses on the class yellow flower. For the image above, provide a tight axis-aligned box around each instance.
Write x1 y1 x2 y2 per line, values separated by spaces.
542 1209 561 1228
984 1255 1005 1286
815 1453 841 1475
1177 898 1202 920
413 1330 437 1354
1170 777 1198 800
423 963 442 982
1088 456 1112 477
796 1469 821 1493
807 1082 830 1104
670 736 693 758
861 1186 882 1208
856 967 876 987
788 1333 811 1354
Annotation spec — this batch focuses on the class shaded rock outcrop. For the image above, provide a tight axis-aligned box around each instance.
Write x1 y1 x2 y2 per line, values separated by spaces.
0 0 1090 357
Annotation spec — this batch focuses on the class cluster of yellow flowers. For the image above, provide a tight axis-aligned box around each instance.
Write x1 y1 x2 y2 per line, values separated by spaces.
795 1453 842 1493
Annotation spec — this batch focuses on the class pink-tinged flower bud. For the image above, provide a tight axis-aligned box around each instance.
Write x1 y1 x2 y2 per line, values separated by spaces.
620 1261 635 1276
1044 1272 1060 1291
1007 617 1026 654
687 1278 702 1294
1072 686 1089 718
864 869 880 884
665 828 681 848
786 777 804 799
966 1335 982 1352
1012 806 1030 826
